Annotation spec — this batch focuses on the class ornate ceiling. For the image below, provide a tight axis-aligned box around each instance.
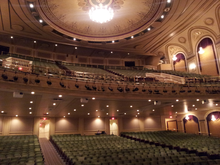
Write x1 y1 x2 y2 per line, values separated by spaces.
37 0 161 41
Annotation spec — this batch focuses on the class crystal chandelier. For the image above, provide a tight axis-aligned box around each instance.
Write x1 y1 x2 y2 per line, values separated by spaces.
89 3 114 24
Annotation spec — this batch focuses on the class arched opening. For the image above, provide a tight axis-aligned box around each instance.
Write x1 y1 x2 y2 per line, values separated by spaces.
206 111 220 137
197 38 219 76
183 115 200 134
173 53 187 72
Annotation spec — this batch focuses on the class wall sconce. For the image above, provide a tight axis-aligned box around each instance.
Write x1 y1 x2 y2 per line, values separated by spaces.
172 55 177 61
185 115 189 120
211 115 216 121
198 47 205 54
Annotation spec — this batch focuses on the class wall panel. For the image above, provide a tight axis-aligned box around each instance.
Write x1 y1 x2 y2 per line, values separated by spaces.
55 118 78 133
10 117 34 134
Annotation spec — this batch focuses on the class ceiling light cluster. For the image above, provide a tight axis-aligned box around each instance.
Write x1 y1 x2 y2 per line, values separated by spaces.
89 3 114 24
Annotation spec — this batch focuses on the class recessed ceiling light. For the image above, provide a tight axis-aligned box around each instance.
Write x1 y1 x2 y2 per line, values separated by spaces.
136 115 137 117
81 104 84 107
88 113 90 115
74 109 76 111
131 36 134 39
137 110 139 112
130 105 133 108
29 3 34 8
196 99 199 101
96 110 98 112
111 51 113 54
176 99 179 102
46 112 49 114
92 97 95 100
161 15 164 19
112 40 115 43
58 95 62 97
68 113 70 115
75 47 77 49
53 103 56 106
98 116 100 118
29 112 32 114
124 113 126 115
63 116 65 118
195 108 198 110
106 105 109 107
34 41 36 43
31 91 35 94
1 111 4 113
106 113 108 115
167 0 171 3
147 27 151 31
55 44 58 47
39 19 43 23
192 105 195 107
16 115 18 117
128 53 130 55
11 36 13 39
73 38 76 41
30 101 33 103
148 100 151 102
171 105 174 107
216 104 218 106
152 109 155 111
117 110 119 112
29 107 32 110
137 113 140 115
175 112 177 113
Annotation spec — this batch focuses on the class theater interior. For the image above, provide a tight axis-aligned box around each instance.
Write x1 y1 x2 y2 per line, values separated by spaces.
0 0 220 165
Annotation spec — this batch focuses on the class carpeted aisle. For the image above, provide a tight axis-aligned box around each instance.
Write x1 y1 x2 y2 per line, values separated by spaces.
39 138 66 165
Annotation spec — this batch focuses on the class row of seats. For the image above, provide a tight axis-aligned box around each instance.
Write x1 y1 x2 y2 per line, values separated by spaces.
50 134 220 165
0 135 44 165
121 131 220 159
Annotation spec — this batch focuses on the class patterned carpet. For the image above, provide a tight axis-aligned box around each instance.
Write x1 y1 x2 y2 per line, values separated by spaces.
39 138 66 165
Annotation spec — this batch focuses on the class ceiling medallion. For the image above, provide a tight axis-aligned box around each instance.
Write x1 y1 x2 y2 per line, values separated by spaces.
88 0 114 24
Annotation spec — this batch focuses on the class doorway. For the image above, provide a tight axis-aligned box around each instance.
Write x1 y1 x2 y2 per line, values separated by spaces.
110 119 118 136
39 119 50 139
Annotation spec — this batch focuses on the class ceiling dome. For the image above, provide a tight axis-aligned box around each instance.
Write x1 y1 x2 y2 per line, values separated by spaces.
37 0 164 41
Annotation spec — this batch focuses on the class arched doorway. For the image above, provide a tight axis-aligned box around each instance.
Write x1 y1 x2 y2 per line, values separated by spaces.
197 38 219 76
183 115 200 134
206 111 220 137
173 53 187 72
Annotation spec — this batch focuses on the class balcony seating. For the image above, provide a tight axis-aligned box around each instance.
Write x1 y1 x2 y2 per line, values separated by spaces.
0 135 44 165
121 131 220 160
50 134 219 165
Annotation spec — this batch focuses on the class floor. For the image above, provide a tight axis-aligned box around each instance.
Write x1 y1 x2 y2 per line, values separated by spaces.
39 138 66 165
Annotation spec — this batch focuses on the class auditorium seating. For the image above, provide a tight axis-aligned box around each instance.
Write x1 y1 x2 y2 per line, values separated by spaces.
50 134 219 165
0 135 44 165
121 131 220 160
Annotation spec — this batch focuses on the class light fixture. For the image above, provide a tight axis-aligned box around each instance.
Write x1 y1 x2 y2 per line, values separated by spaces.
137 110 139 112
216 104 218 106
29 107 32 110
1 111 4 113
63 116 65 118
31 91 35 94
195 108 198 110
73 38 76 41
175 112 177 113
81 104 84 107
29 3 34 8
106 105 109 107
148 100 151 102
196 99 199 101
111 51 113 54
172 55 177 61
75 47 77 49
128 53 130 55
106 113 108 115
130 105 133 108
92 97 95 100
46 112 49 114
58 95 62 97
137 113 140 115
124 113 126 115
117 110 119 112
53 103 56 106
148 27 151 31
192 105 195 107
131 36 134 39
30 101 33 103
211 115 216 121
16 115 18 117
170 116 173 119
98 116 100 118
89 3 114 24
39 19 43 23
189 63 196 70
152 109 155 111
185 115 189 120
112 40 115 43
34 41 36 43
88 113 90 115
29 112 32 114
74 109 76 111
68 113 70 115
176 99 179 102
136 115 138 117
161 15 164 19
198 47 204 54
11 36 13 39
96 110 98 112
167 0 171 3
55 44 58 47
171 105 174 107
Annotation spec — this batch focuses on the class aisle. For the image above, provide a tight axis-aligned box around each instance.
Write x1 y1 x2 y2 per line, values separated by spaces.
39 138 66 165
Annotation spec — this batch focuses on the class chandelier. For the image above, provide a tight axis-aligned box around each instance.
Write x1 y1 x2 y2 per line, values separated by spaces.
89 3 114 24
